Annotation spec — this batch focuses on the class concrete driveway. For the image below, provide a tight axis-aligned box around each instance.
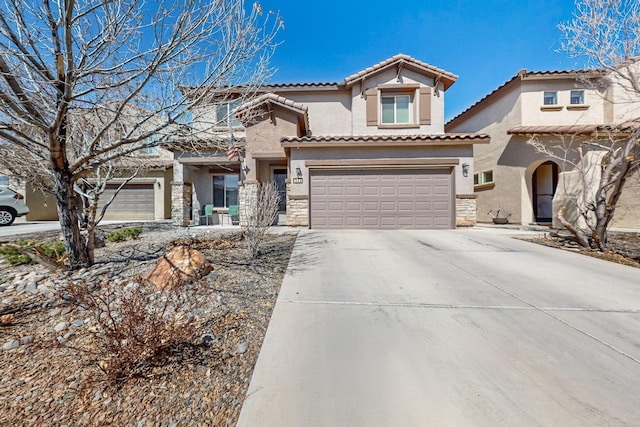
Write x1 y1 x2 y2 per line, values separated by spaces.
237 229 640 426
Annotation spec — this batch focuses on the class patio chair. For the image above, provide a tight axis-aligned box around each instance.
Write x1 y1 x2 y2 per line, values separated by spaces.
200 204 215 225
229 204 239 225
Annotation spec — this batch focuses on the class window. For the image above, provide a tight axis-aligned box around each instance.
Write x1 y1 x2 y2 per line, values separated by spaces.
381 95 411 124
474 170 494 190
0 176 8 186
570 90 585 105
543 91 557 105
216 99 241 128
139 134 159 155
213 174 239 208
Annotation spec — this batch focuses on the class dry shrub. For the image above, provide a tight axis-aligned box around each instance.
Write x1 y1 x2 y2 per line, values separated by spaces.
242 181 280 258
64 278 212 380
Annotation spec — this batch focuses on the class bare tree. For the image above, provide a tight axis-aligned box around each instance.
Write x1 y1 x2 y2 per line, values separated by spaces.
529 126 640 249
528 0 640 249
242 181 280 259
0 0 281 268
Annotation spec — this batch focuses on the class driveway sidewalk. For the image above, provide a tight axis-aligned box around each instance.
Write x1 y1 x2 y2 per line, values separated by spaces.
237 229 640 426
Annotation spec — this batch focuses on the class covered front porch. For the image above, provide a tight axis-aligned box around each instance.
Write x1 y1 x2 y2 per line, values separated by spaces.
171 151 289 226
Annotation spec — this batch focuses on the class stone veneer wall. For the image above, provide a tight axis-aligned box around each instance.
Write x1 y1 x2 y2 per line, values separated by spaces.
171 182 192 226
286 183 309 227
456 194 477 227
238 181 258 227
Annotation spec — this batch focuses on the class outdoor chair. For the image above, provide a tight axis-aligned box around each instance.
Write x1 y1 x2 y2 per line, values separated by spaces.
229 204 239 225
200 204 215 225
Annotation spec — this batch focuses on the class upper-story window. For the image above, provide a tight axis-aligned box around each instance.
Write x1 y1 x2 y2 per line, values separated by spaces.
139 134 159 155
216 99 241 128
543 91 558 105
366 84 431 128
570 90 585 105
381 95 412 124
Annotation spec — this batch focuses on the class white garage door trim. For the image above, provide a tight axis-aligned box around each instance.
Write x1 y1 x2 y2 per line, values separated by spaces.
309 168 454 230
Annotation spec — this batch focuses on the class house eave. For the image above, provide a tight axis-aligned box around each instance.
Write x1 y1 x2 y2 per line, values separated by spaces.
281 133 489 148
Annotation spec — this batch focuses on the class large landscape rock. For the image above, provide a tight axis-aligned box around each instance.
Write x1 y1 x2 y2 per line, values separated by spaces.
146 245 212 290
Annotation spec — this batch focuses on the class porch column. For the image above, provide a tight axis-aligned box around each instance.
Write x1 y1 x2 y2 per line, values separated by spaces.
171 182 192 226
239 180 258 227
456 194 477 227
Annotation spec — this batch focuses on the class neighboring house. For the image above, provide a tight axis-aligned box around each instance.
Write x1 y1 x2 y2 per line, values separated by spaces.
21 145 174 222
173 54 489 229
9 104 177 222
446 68 640 228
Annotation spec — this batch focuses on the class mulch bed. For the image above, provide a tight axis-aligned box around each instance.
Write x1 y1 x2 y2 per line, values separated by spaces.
523 231 640 269
0 226 297 426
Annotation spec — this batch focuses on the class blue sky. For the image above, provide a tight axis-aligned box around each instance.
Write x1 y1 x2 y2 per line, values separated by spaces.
261 0 584 121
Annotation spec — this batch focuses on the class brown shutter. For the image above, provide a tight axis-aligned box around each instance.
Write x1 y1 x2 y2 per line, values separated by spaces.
419 87 432 125
365 88 378 126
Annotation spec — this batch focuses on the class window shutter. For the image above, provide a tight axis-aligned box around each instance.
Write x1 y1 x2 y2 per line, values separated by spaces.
365 88 378 126
419 87 432 125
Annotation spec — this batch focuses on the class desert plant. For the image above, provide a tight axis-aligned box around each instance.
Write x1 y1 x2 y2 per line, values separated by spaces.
242 181 280 258
0 239 67 268
63 277 211 380
0 245 31 265
106 227 143 243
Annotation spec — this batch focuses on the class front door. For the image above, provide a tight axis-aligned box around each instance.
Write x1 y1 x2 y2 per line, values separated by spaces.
272 168 287 212
532 161 559 223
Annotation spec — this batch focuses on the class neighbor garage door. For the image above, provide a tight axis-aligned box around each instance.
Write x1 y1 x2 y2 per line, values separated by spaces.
98 184 155 220
310 169 453 229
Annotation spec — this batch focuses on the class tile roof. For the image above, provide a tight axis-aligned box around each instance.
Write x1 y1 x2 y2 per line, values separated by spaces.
343 53 458 90
281 133 489 146
235 93 308 115
508 119 640 135
235 93 310 134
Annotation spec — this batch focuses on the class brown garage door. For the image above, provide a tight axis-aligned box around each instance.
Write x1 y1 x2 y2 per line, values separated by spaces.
310 169 453 229
98 184 155 220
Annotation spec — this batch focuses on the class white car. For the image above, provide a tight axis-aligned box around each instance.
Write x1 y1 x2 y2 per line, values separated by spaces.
0 186 29 226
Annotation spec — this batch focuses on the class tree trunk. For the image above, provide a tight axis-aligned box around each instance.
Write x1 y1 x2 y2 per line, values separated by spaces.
557 206 591 248
53 170 90 269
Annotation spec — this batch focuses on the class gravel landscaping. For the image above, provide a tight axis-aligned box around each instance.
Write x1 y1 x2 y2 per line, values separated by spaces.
0 223 297 426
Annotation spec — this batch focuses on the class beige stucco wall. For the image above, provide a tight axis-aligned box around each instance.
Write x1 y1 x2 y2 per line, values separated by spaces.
520 79 606 126
274 91 352 135
243 109 295 182
270 68 445 138
351 68 444 135
448 82 530 223
288 145 474 198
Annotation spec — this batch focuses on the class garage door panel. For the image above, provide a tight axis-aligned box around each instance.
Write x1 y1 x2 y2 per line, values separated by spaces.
363 186 380 196
310 169 453 230
99 184 154 220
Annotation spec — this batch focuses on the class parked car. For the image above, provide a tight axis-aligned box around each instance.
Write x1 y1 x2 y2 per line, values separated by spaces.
0 186 29 226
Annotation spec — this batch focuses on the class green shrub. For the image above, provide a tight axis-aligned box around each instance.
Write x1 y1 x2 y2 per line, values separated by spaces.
39 240 66 258
0 239 67 266
107 227 143 243
0 245 31 265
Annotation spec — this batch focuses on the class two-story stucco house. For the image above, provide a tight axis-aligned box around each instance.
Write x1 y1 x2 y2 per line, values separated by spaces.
172 54 489 229
446 67 640 228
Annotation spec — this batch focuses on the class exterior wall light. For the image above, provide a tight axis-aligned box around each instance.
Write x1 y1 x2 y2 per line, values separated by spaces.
296 167 302 178
462 163 469 177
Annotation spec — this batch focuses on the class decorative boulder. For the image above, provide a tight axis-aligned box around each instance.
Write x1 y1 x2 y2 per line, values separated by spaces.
147 245 212 290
